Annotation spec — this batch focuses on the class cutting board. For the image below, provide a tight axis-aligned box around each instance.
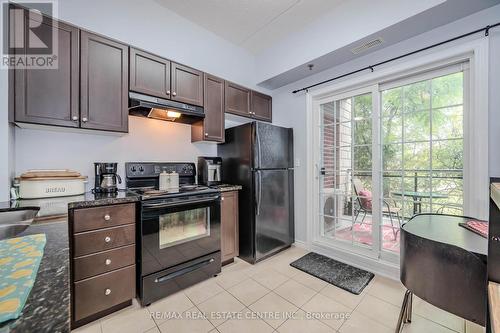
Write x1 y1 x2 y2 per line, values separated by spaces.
19 169 81 179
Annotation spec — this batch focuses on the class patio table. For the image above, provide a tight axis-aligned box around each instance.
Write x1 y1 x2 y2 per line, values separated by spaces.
391 191 448 214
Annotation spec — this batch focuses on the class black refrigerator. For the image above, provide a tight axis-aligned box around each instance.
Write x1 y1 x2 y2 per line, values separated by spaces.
218 122 294 264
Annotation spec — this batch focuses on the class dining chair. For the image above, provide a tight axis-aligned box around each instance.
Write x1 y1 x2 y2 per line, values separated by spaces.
352 178 402 240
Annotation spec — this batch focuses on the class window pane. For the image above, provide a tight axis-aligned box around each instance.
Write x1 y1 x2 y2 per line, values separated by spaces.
383 172 402 197
382 87 403 117
432 139 463 170
403 80 431 112
354 146 372 171
383 144 402 171
404 110 430 142
404 142 430 170
431 72 463 108
432 106 463 140
354 119 372 145
353 94 372 120
382 115 402 144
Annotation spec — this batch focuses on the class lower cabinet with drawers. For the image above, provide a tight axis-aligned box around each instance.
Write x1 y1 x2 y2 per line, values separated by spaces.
69 203 137 328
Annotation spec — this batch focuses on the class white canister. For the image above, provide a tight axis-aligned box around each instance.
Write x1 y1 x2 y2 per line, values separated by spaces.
169 172 179 190
159 171 170 191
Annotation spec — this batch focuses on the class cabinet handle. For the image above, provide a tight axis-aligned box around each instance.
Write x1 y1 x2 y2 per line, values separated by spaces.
172 92 177 96
82 117 88 122
104 236 111 243
104 214 111 221
105 288 111 296
105 259 111 265
72 116 78 121
167 90 171 95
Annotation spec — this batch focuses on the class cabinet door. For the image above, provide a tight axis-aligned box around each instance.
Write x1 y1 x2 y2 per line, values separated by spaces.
251 91 272 122
80 31 129 132
225 81 251 117
13 10 79 127
171 62 204 106
221 191 239 262
130 48 171 99
202 74 225 142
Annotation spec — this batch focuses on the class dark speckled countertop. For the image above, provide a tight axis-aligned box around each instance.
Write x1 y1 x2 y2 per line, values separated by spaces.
211 184 243 192
0 191 139 333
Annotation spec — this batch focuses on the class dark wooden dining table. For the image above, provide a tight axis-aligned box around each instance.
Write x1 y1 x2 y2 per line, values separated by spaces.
398 213 488 332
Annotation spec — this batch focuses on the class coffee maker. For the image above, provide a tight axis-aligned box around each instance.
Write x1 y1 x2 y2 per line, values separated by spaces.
94 162 122 193
197 157 222 186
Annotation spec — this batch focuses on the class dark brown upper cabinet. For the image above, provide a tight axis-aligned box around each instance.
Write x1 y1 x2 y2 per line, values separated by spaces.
129 48 171 99
251 91 272 122
12 9 80 128
80 31 129 133
192 74 224 143
225 81 251 117
171 62 204 107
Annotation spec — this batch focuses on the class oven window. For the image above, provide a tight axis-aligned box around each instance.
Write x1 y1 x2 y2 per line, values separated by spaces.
158 207 210 249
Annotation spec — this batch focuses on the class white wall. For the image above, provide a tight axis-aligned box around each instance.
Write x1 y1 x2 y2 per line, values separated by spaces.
56 0 258 88
15 117 215 191
272 4 500 243
3 0 264 197
254 0 445 83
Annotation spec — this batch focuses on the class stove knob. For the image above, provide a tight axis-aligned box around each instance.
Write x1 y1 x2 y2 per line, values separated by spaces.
131 166 136 172
138 166 144 172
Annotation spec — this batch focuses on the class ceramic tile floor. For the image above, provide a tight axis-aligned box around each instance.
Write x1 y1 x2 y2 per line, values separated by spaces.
72 246 485 333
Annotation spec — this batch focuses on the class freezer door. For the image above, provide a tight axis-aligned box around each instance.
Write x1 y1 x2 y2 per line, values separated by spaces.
254 169 294 261
254 122 293 169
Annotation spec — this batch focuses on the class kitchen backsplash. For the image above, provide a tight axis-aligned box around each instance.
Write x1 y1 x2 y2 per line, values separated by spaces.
14 116 217 191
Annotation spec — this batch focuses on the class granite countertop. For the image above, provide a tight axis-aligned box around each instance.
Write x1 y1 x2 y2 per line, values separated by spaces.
211 184 243 192
0 191 140 332
0 215 70 333
66 190 139 209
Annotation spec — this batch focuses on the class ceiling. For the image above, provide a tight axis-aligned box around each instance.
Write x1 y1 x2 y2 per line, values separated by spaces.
259 0 500 89
154 0 346 54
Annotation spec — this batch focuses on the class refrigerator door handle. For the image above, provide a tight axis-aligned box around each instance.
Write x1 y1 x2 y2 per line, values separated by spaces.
256 125 262 169
256 170 262 215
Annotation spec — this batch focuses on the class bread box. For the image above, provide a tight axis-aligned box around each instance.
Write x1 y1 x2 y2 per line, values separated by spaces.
14 170 87 199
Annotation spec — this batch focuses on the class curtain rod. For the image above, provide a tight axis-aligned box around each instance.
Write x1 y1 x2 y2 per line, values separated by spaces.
292 22 500 94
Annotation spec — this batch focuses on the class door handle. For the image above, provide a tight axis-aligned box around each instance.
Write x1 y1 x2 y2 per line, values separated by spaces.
320 167 326 175
155 258 215 283
142 195 220 209
256 171 262 216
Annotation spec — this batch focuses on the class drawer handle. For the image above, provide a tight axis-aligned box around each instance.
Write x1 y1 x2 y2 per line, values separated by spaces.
104 214 111 221
105 288 111 296
105 259 111 265
104 236 111 243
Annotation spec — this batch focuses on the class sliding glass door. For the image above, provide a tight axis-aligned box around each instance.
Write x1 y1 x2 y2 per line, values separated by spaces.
314 63 467 261
317 87 380 257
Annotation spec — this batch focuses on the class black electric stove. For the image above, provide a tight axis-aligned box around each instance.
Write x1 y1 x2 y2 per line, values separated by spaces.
126 162 221 306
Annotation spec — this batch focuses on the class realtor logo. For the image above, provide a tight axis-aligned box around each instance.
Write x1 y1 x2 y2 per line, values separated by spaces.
1 1 58 69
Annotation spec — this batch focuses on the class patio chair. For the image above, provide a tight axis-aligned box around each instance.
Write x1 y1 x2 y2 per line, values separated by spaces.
352 178 402 240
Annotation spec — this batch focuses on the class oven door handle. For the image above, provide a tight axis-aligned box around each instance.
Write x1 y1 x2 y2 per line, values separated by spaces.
142 195 220 209
154 258 215 283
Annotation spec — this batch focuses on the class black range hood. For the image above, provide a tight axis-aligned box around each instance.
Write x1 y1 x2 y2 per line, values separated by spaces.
129 92 204 124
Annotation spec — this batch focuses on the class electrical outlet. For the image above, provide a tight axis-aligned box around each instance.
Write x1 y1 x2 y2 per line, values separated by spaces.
295 158 301 167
